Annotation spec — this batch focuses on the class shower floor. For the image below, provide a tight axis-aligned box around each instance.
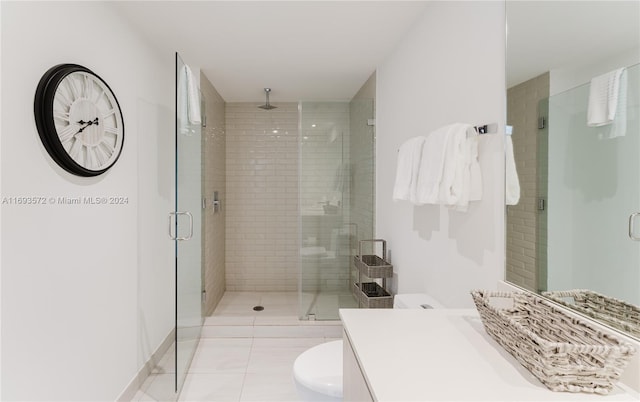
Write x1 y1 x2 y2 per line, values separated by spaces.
207 290 358 325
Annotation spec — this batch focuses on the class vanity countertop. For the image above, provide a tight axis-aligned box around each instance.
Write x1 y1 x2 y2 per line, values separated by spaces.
339 308 639 402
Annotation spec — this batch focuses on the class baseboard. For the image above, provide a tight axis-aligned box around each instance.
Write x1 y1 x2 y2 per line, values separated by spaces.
117 328 175 401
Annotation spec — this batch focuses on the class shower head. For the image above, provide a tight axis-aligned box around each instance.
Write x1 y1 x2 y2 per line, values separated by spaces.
258 88 277 110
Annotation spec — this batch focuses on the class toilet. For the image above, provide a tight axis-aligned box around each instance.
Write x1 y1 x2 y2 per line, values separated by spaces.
393 293 444 309
293 293 442 401
293 339 343 402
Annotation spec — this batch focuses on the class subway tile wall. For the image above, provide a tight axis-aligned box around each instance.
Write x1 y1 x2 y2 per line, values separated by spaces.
505 72 549 292
201 74 226 315
225 103 299 291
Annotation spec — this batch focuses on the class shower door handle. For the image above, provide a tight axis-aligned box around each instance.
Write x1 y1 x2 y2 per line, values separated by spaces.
169 211 194 241
629 212 640 241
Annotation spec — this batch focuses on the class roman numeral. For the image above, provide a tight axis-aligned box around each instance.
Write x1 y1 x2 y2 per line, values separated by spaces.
99 140 115 155
82 74 93 99
58 125 77 144
65 77 80 101
69 139 83 162
85 145 95 169
54 110 71 123
104 125 119 136
94 145 107 167
55 90 72 108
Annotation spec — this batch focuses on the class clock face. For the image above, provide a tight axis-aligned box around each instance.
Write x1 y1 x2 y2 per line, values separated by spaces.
34 64 124 177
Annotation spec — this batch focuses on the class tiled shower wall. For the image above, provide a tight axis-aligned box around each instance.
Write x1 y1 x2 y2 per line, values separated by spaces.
225 103 299 291
505 72 549 292
201 73 226 315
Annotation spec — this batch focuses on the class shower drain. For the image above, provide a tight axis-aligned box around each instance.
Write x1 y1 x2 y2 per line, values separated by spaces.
253 305 264 311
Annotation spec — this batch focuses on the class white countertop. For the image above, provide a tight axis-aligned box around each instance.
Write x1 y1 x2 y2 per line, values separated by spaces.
339 308 639 402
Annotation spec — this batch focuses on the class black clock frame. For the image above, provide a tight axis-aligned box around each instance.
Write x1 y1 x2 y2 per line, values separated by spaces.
34 63 124 177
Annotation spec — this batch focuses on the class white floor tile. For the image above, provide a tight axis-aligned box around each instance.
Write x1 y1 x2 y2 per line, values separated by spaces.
253 324 327 338
205 316 255 326
188 339 252 373
251 337 326 349
239 372 300 402
247 338 327 374
179 373 245 402
135 292 349 401
201 325 254 338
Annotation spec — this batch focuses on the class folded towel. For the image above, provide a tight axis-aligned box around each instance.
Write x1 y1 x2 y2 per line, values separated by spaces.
414 123 481 209
607 69 627 138
441 124 482 212
393 136 426 203
505 135 520 205
587 68 625 127
437 123 471 207
468 132 482 203
415 126 450 204
448 125 482 212
178 64 202 126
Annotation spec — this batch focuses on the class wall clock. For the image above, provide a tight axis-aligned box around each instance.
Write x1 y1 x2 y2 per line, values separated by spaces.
34 64 124 177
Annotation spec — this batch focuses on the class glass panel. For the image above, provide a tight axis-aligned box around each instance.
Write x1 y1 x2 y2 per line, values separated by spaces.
174 53 203 392
298 99 375 320
546 63 640 306
299 101 356 320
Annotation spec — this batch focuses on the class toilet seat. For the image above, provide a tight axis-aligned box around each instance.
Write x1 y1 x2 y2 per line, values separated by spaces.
293 340 343 398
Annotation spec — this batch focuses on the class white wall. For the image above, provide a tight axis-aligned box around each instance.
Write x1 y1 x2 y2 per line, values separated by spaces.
376 1 506 307
550 47 640 96
1 2 174 400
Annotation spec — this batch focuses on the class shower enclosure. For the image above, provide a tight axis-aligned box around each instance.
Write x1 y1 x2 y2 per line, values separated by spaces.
173 53 203 394
543 63 639 304
298 99 375 320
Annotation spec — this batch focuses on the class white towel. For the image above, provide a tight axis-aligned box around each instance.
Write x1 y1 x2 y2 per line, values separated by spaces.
178 64 201 125
607 69 627 138
393 136 426 203
587 68 625 127
437 124 470 207
415 123 481 211
468 132 482 202
415 126 450 204
505 135 520 205
448 125 482 212
441 124 482 212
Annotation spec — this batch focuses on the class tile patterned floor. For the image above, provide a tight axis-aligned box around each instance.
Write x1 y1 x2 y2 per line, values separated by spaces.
132 292 347 402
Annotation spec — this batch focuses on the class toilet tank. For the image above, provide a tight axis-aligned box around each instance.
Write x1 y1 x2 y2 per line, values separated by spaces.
393 293 444 309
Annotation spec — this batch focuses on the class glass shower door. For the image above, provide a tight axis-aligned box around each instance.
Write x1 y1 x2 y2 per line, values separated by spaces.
546 63 640 305
173 53 203 393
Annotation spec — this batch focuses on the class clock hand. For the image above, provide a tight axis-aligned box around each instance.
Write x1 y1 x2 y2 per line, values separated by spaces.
75 118 100 134
77 118 99 126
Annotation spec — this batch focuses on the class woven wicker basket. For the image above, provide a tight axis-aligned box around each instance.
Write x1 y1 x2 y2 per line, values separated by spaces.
353 255 393 278
352 282 393 308
542 289 640 338
471 290 636 395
